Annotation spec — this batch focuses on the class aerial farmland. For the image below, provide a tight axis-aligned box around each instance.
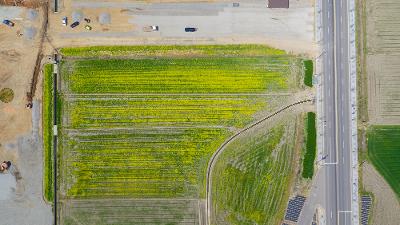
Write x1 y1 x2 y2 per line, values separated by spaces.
0 0 317 224
39 45 310 224
359 0 400 224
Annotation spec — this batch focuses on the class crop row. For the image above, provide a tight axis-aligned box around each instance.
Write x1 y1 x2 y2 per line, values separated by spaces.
62 57 293 94
43 64 54 203
212 119 296 225
60 44 286 58
66 96 269 129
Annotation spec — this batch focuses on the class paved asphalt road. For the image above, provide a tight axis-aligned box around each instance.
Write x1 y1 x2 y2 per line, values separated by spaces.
322 0 352 224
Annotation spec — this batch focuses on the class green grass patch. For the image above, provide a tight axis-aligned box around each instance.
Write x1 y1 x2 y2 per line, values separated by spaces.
303 60 313 87
368 126 400 198
43 64 54 203
58 45 301 199
212 119 297 225
302 112 317 179
60 44 286 58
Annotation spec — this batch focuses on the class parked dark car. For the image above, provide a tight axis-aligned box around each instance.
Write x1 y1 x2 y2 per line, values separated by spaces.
70 21 80 28
3 19 14 27
185 27 197 32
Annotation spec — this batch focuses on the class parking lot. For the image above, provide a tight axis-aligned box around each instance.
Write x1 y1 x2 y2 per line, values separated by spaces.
48 0 315 55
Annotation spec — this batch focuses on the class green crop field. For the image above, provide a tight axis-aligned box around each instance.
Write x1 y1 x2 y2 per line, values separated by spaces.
211 118 298 225
43 64 54 203
302 112 317 179
368 126 400 198
53 45 304 224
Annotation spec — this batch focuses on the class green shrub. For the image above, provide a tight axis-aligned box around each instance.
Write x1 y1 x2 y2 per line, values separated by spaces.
302 112 316 178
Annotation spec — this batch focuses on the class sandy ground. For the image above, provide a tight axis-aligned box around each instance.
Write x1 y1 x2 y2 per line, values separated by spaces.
362 162 400 225
44 0 316 56
0 6 52 225
0 6 43 159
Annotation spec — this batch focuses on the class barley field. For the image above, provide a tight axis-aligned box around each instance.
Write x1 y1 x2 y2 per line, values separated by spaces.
55 45 303 224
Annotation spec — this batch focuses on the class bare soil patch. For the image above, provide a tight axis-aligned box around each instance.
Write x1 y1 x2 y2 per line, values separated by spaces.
366 0 400 124
362 162 400 225
0 6 43 144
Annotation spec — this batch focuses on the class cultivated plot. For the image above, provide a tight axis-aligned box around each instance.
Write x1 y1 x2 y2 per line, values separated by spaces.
54 45 304 224
211 117 298 225
366 0 400 124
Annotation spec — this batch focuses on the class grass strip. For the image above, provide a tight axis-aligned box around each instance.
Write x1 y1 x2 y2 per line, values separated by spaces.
302 112 316 178
43 64 54 202
303 60 313 87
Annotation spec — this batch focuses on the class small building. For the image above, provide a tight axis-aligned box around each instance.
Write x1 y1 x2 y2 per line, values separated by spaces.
267 0 289 8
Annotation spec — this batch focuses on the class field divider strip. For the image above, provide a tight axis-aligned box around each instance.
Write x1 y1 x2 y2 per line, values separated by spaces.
205 98 313 225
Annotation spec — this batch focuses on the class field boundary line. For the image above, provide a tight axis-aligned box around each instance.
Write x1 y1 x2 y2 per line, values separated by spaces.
205 98 313 225
64 93 294 97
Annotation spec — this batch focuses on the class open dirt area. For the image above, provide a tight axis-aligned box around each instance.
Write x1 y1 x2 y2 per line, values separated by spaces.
0 6 52 225
366 0 400 124
362 162 400 225
45 0 316 56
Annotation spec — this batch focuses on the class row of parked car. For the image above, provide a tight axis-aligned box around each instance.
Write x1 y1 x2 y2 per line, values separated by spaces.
62 17 197 33
143 25 198 32
62 17 92 30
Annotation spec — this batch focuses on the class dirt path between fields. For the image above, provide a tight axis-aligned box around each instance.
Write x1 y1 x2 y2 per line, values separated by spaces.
205 98 314 225
362 162 400 225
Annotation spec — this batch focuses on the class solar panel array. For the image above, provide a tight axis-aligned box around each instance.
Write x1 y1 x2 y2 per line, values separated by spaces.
284 195 306 222
360 195 372 225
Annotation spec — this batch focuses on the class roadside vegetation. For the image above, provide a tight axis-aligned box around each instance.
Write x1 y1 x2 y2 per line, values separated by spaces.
302 112 317 179
43 64 53 202
211 118 297 225
368 126 400 197
303 60 313 87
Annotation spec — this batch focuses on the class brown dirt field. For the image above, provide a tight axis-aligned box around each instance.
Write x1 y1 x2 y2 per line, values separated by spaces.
0 7 44 163
362 162 400 225
366 0 400 124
